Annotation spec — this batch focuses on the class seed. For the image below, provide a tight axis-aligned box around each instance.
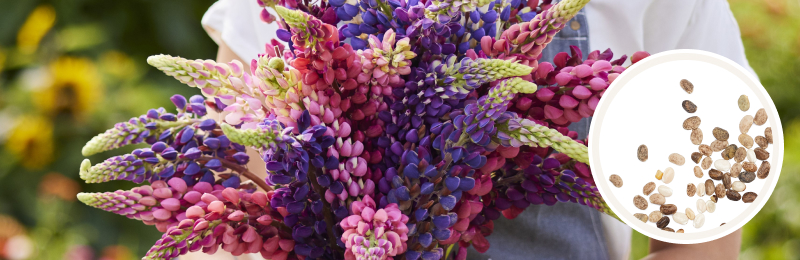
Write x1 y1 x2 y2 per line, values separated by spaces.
702 157 713 170
740 115 754 134
663 227 676 232
708 169 723 180
710 195 718 203
694 213 705 228
687 183 697 197
706 200 716 213
739 134 754 149
723 173 732 189
634 213 648 223
677 229 685 233
738 95 750 111
637 144 648 162
655 170 664 180
710 140 728 152
634 195 648 210
609 174 623 187
669 153 685 166
754 108 768 125
698 145 712 157
765 127 773 144
683 100 698 113
721 223 726 226
661 204 678 215
691 152 702 164
705 180 715 195
754 147 770 160
732 181 746 192
693 166 703 178
643 182 656 195
715 160 732 172
742 161 757 172
757 161 771 179
713 127 730 141
680 79 694 94
657 216 670 228
650 193 666 205
658 185 673 197
697 182 706 197
722 144 737 160
715 184 725 199
686 208 695 220
734 147 747 163
649 211 663 223
739 171 756 183
673 212 689 225
662 167 675 184
690 128 703 145
727 190 741 201
743 192 757 203
747 148 757 162
755 136 769 149
683 116 701 130
731 163 742 178
697 199 707 213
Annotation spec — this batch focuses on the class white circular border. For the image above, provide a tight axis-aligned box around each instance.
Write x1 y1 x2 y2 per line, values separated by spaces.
588 49 784 244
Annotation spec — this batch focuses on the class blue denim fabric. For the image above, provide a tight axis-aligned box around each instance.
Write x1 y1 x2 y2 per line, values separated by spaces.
466 7 609 260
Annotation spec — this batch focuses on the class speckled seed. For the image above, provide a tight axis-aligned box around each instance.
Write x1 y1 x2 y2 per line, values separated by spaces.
714 160 732 172
637 144 648 162
743 192 758 203
699 144 712 156
747 148 757 162
677 229 685 233
757 161 771 179
634 195 648 210
683 100 697 113
739 134 754 149
727 190 741 201
690 129 703 145
708 169 723 180
693 166 703 178
734 147 747 163
754 108 768 125
668 153 685 166
673 212 689 225
740 115 754 134
715 184 725 199
683 116 701 130
711 140 728 152
655 170 664 180
732 181 746 192
644 182 656 195
706 200 716 213
731 163 742 178
696 199 707 213
686 208 695 220
658 185 673 197
755 136 769 149
723 173 732 189
609 174 623 187
661 204 678 215
765 127 773 144
650 193 666 205
687 183 697 197
649 211 663 223
754 147 770 160
738 95 750 111
694 213 706 228
634 213 648 223
743 161 757 172
697 182 706 197
722 144 737 160
713 127 730 141
691 152 702 164
662 167 675 184
702 156 713 170
705 180 715 195
739 171 756 183
657 216 670 228
680 79 694 94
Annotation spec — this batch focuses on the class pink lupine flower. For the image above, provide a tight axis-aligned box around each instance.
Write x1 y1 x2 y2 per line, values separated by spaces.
340 196 409 260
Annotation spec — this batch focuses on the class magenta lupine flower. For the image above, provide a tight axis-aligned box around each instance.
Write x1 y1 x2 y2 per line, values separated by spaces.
340 195 409 260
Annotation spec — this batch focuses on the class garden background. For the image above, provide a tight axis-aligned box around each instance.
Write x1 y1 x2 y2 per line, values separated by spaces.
0 0 797 259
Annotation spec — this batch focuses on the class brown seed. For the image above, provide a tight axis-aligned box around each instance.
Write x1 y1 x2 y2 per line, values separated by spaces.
668 153 685 166
705 180 715 195
687 183 697 197
649 193 666 205
722 173 732 189
710 140 728 152
731 163 742 178
754 108 768 125
722 144 737 160
743 192 758 203
699 144 712 156
634 213 648 223
740 115 754 134
739 171 756 183
739 134 754 149
660 204 678 215
721 223 726 226
734 147 747 163
765 127 773 144
682 100 698 113
677 229 685 233
643 182 656 195
754 147 770 160
710 195 718 203
690 152 702 164
727 190 741 201
683 116 701 130
657 216 670 228
755 136 769 149
742 161 757 172
637 144 648 162
662 227 676 232
708 169 723 180
690 128 703 145
713 127 730 141
609 174 623 187
693 166 703 178
701 156 713 170
680 79 694 94
634 195 648 210
738 95 750 111
649 211 663 223
715 184 725 199
757 161 771 179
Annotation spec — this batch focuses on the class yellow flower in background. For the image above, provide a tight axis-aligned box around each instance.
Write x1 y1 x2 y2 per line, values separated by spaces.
5 115 54 169
35 56 101 119
100 51 141 80
17 4 56 55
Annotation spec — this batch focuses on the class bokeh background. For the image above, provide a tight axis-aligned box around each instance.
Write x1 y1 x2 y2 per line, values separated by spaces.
0 0 797 259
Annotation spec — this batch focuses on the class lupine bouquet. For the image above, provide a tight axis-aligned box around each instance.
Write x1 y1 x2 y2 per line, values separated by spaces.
76 0 649 259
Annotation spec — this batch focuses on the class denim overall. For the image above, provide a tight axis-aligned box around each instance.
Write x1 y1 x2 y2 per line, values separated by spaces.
466 6 610 260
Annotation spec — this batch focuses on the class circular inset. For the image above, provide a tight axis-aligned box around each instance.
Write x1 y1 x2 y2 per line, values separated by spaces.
589 50 783 244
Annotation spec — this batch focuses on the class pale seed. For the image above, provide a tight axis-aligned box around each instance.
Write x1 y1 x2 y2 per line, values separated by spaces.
738 95 750 111
743 192 757 203
706 200 716 213
742 161 757 172
662 167 675 184
765 127 773 144
739 134 754 149
708 169 723 180
734 147 747 163
694 213 706 228
643 182 656 195
740 115 754 134
690 128 703 145
694 166 704 178
609 174 623 187
713 127 730 141
697 182 706 197
714 160 731 172
686 208 695 220
658 185 673 197
722 144 737 160
669 153 685 166
696 199 707 213
649 211 663 223
754 147 770 160
699 144 712 156
754 108 768 125
702 157 713 170
683 100 697 113
687 183 696 197
657 216 670 228
731 163 742 178
637 144 648 162
680 79 694 94
691 152 702 164
757 161 771 179
747 148 757 162
732 181 746 192
634 195 648 210
710 140 728 152
755 136 769 149
673 212 689 225
715 184 725 199
649 193 666 205
705 180 715 195
727 190 741 201
739 171 756 183
634 213 648 223
683 116 701 130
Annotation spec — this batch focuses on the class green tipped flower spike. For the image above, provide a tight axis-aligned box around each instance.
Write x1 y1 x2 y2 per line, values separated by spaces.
448 58 534 96
220 123 278 148
498 117 590 164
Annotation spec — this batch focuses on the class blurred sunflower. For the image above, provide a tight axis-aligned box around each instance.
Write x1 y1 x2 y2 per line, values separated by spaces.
99 50 141 80
34 56 101 120
17 4 56 55
5 115 54 169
